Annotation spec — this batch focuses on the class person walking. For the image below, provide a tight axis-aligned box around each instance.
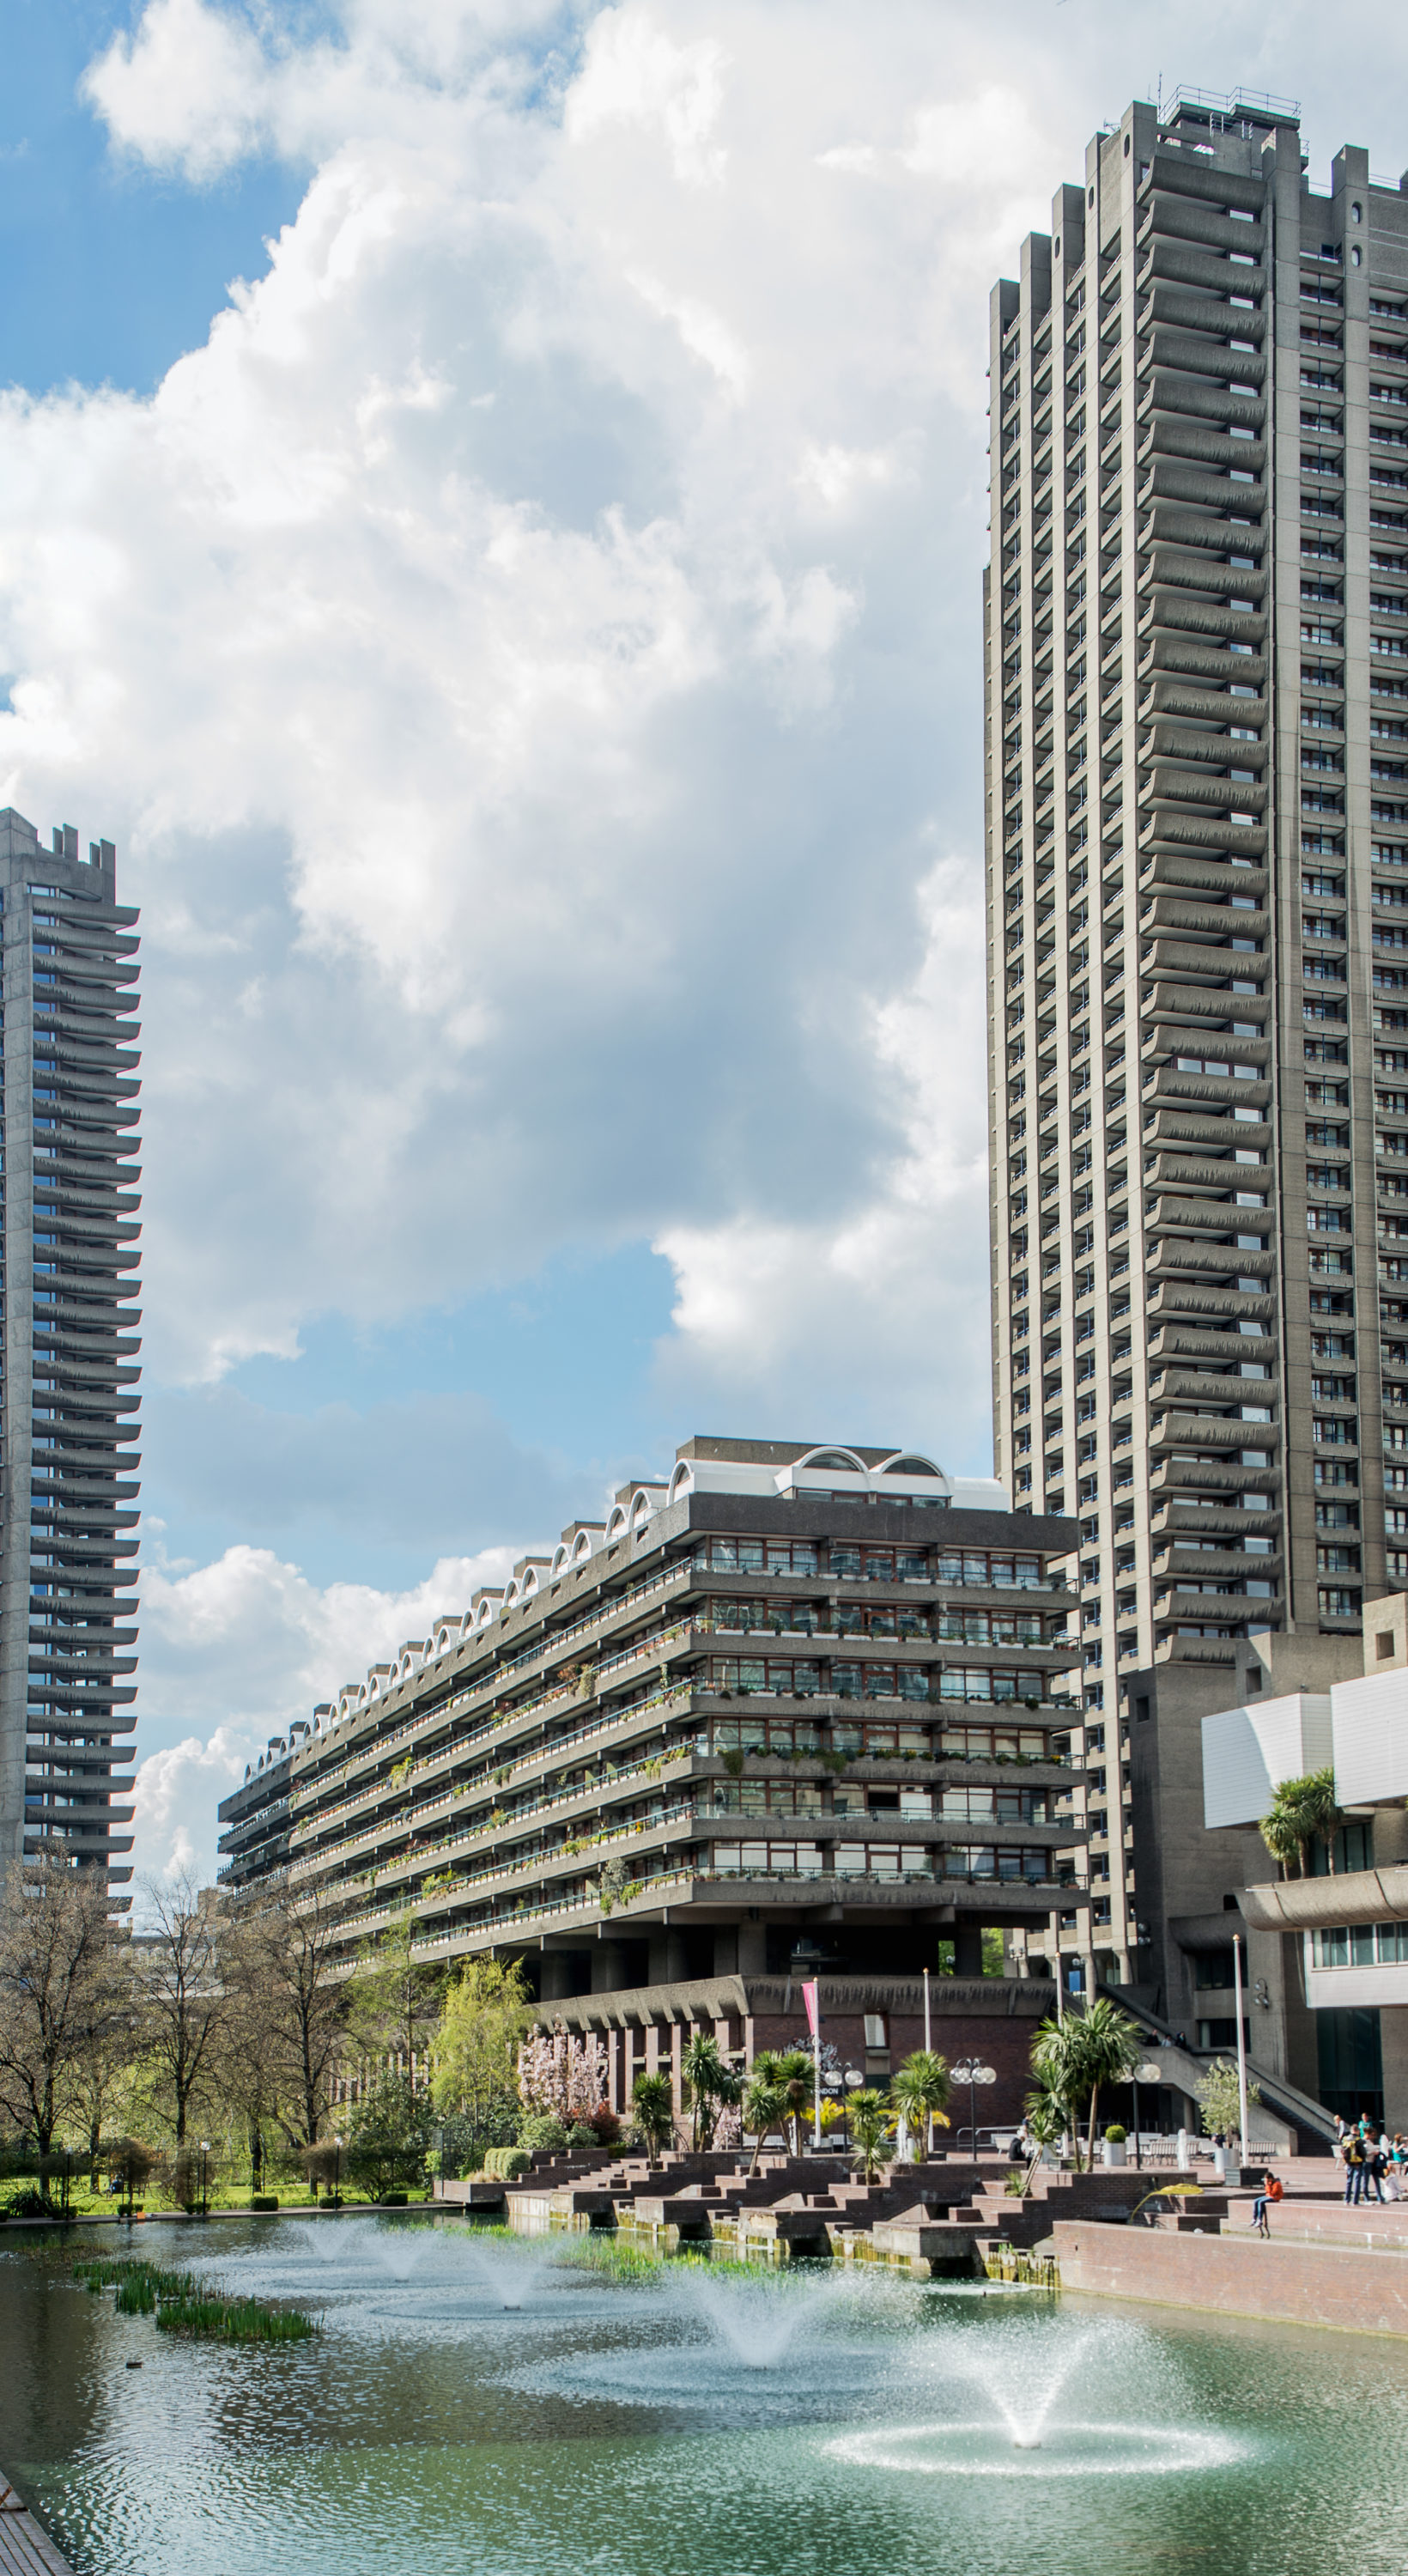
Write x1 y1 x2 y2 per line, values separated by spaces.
1250 2172 1283 2237
1344 2129 1368 2206
1367 2141 1388 2207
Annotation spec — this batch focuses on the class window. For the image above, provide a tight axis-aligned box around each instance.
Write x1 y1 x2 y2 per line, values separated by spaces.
937 1722 1048 1759
943 1844 1053 1883
937 1549 1047 1589
938 1667 1049 1704
701 1538 765 1572
1312 1922 1408 1966
1311 1819 1374 1874
707 1657 822 1698
708 1841 823 1878
1198 2019 1251 2051
765 1542 818 1576
1194 1947 1237 1990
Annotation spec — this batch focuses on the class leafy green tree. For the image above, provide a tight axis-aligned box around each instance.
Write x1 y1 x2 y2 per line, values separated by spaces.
517 2111 570 2153
846 2087 895 2182
346 2069 434 2196
346 1915 446 2071
1196 2059 1260 2144
628 2070 675 2155
430 1957 532 2155
889 2050 951 2159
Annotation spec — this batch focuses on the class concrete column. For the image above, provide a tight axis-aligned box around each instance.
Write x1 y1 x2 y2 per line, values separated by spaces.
592 1942 630 1994
671 2021 683 2117
648 1929 689 1984
954 1922 984 1978
1381 2005 1408 2132
737 1921 768 1974
540 1951 579 2002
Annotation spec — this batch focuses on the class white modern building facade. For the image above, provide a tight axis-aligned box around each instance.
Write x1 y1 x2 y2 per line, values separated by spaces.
1201 1595 1408 2120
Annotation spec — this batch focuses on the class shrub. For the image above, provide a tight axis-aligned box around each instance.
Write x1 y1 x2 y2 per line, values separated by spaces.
517 2112 570 2154
380 2190 409 2206
482 2148 531 2180
250 2195 280 2212
1104 2125 1127 2143
566 2123 599 2149
586 2103 622 2146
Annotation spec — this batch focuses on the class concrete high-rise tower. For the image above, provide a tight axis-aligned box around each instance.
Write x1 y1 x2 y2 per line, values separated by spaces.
0 810 141 1896
986 93 1408 1993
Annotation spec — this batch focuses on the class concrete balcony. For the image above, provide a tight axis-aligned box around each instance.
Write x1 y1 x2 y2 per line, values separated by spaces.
1241 1868 1408 1935
1148 1410 1276 1455
1145 1194 1274 1237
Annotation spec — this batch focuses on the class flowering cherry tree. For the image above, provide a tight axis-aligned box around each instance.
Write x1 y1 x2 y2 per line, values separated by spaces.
518 2022 609 2122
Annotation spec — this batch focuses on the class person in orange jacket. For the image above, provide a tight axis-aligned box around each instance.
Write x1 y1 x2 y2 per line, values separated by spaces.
1251 2171 1284 2236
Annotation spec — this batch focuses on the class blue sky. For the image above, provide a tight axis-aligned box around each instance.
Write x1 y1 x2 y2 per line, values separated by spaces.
7 0 1407 1882
0 4 306 395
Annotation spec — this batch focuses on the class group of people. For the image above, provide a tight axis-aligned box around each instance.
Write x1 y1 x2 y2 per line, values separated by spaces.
1335 2116 1408 2204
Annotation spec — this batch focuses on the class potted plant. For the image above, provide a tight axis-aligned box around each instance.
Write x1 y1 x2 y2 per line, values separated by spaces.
1102 2123 1127 2168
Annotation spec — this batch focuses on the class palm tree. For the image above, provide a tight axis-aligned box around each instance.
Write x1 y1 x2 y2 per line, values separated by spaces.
889 2050 951 2160
743 2072 788 2174
1017 2085 1067 2195
1298 1767 1342 1874
629 2071 675 2159
750 2047 816 2155
681 2032 725 2151
1261 1769 1343 1878
846 2087 895 2183
1259 1795 1306 1880
1030 1996 1142 2172
1071 1996 1143 2169
1029 2017 1088 2171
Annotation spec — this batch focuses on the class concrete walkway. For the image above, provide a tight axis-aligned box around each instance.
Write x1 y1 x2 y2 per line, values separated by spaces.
0 2482 74 2576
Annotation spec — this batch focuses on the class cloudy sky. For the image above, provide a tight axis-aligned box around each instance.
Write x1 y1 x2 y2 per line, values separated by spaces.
3 1 1405 1887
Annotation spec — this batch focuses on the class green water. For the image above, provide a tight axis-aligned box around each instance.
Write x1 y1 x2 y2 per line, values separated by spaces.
3 2219 1407 2576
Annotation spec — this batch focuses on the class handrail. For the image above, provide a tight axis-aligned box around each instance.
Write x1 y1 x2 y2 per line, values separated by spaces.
291 1632 695 1839
291 1558 696 1806
340 1857 1084 1954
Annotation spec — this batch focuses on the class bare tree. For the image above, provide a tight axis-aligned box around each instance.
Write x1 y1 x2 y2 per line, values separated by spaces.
222 1874 349 2148
60 2014 135 2188
0 1850 126 2154
134 1872 228 2145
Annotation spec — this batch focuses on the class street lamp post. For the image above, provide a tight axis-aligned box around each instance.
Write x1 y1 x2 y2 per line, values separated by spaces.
951 2060 997 2160
1132 2063 1162 2173
199 2141 210 2220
